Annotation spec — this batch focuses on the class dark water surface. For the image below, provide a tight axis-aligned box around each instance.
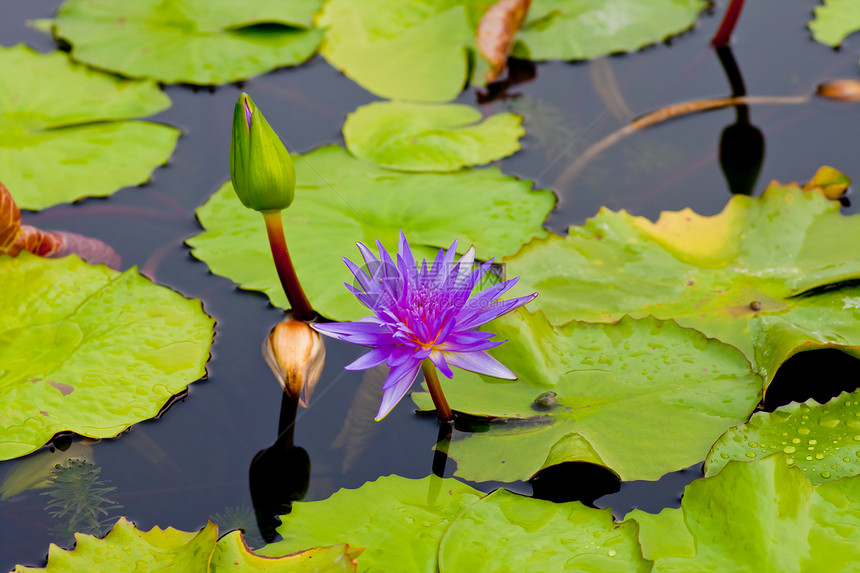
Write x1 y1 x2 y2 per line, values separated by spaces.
3 0 860 568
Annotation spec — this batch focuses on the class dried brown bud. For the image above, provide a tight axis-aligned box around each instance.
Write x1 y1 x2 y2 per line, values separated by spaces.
263 319 325 407
816 79 860 102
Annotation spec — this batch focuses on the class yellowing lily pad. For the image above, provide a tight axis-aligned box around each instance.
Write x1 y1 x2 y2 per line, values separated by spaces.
514 0 708 61
51 0 323 85
316 0 492 102
507 184 860 385
0 46 179 211
0 253 214 461
412 310 761 482
809 0 860 48
11 517 361 572
625 455 860 571
343 101 524 171
705 389 860 483
259 475 483 572
438 489 649 572
188 145 554 321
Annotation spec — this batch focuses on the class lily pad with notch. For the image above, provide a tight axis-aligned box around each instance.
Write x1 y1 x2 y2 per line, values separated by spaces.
0 45 179 211
343 101 524 172
0 253 214 461
49 0 324 84
412 309 762 483
514 0 708 62
506 183 860 387
188 144 554 321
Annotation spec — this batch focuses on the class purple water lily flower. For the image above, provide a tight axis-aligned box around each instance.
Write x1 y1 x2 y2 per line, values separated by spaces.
312 231 536 421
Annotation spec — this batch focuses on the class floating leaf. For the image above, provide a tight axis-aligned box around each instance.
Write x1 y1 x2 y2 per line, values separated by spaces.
51 0 324 85
0 46 179 211
809 0 860 48
188 145 553 321
625 455 860 571
316 0 493 102
507 184 860 384
343 101 523 171
438 489 650 571
513 0 707 61
412 310 761 482
0 253 214 461
705 389 860 483
11 517 361 572
259 475 483 572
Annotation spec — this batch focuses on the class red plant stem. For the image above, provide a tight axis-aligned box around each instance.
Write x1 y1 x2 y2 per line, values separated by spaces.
711 0 745 47
422 360 453 422
261 210 314 321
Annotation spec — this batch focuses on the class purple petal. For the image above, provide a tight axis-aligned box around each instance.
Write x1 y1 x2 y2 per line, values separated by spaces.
429 350 454 378
345 346 394 371
312 321 396 346
244 97 252 130
444 350 516 379
375 358 423 420
356 241 378 268
457 293 537 330
344 257 373 293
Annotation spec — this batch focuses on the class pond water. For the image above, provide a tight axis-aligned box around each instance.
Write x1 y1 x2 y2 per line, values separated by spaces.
2 0 860 568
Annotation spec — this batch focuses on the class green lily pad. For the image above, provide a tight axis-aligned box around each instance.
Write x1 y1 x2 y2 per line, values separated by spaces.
513 0 708 61
809 0 860 48
188 144 554 321
412 310 761 482
0 253 214 461
438 489 650 572
343 101 524 171
507 184 860 385
258 475 483 572
316 0 492 102
0 45 179 211
704 389 860 483
11 517 361 572
51 0 323 85
625 455 860 571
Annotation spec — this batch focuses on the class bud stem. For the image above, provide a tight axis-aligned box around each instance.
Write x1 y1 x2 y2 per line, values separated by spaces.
262 211 314 321
711 0 744 47
422 359 453 422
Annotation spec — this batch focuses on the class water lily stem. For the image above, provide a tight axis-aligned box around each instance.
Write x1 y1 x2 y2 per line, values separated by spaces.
262 210 314 321
422 360 453 422
712 0 745 47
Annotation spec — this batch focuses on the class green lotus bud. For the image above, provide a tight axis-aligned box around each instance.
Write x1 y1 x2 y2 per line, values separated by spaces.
230 93 296 212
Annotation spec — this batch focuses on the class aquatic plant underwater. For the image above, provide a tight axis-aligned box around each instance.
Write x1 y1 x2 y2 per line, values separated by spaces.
2 0 860 570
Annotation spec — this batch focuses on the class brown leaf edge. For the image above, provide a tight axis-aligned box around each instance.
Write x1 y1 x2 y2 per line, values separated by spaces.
0 181 120 269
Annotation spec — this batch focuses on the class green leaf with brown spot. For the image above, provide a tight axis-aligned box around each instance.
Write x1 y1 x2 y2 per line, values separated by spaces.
0 253 214 461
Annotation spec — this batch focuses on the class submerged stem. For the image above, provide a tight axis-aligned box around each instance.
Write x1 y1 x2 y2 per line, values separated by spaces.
422 360 453 422
261 210 314 321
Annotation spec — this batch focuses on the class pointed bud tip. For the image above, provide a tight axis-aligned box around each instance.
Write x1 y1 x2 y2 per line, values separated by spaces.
263 319 326 407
